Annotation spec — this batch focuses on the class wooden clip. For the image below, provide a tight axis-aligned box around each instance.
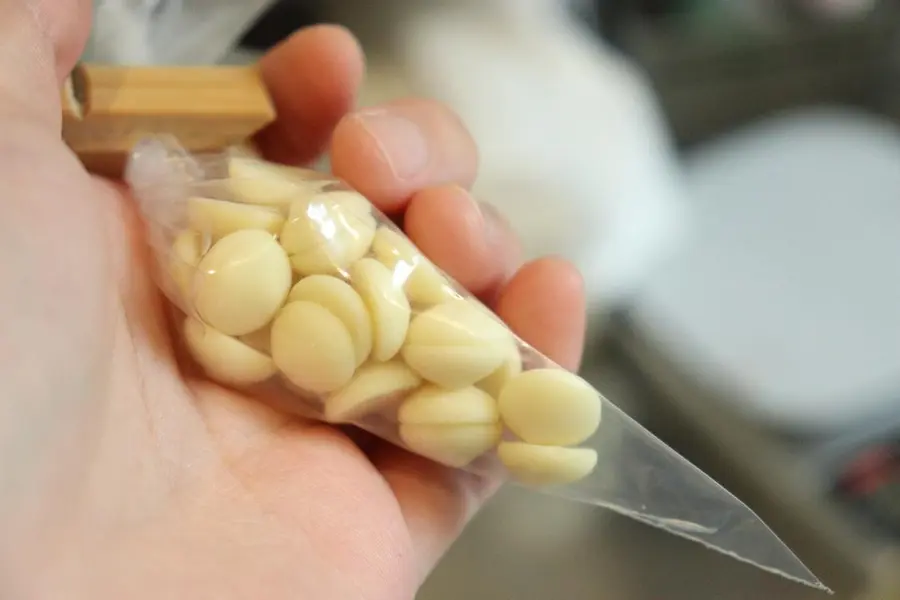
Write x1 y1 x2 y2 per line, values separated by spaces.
61 64 276 178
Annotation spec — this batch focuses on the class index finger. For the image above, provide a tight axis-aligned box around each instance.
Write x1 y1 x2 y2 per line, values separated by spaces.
254 25 365 166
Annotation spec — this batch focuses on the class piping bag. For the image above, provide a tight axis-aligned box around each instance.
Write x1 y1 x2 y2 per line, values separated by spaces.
63 63 828 593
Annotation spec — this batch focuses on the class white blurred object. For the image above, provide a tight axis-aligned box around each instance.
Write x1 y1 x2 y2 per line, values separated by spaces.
344 0 687 317
86 0 162 64
85 0 274 65
629 107 900 434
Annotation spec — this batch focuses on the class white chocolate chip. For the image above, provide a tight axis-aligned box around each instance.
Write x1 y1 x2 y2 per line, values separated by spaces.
228 156 331 207
325 361 421 423
183 317 277 386
401 298 510 388
370 226 457 305
270 300 357 394
289 275 372 367
497 442 598 487
399 422 502 468
396 386 501 467
186 196 284 241
498 369 602 446
466 297 507 323
194 229 292 336
476 338 523 398
319 190 372 220
281 196 377 276
398 385 499 425
169 229 205 308
349 258 411 362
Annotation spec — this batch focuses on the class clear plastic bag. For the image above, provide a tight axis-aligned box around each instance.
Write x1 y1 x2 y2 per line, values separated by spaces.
125 136 827 592
86 0 274 66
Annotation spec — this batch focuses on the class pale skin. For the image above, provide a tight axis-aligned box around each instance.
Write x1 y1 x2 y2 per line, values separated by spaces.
0 2 587 599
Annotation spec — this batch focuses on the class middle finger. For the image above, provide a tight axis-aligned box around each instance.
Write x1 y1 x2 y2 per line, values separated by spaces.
404 184 523 299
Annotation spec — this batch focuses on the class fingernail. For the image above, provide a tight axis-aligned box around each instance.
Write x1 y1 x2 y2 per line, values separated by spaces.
355 109 430 180
476 199 523 278
475 199 503 249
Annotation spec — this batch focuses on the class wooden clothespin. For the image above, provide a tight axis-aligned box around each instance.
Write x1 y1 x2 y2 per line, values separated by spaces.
61 63 276 178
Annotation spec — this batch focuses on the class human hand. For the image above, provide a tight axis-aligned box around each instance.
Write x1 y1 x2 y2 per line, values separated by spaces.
0 3 586 599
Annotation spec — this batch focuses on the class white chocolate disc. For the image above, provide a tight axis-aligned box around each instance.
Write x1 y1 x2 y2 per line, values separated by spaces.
280 196 377 275
349 258 411 362
370 226 457 305
497 442 598 487
401 298 510 388
187 196 284 241
497 369 602 446
476 338 523 398
270 301 357 394
228 156 331 207
289 275 372 366
194 229 292 336
183 317 277 386
466 299 524 396
466 297 500 319
399 423 502 468
169 229 205 308
398 385 498 425
325 361 421 423
319 190 372 219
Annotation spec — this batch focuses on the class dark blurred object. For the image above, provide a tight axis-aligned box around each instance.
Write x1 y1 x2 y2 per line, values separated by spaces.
595 0 899 147
788 0 881 22
821 413 900 540
239 0 324 50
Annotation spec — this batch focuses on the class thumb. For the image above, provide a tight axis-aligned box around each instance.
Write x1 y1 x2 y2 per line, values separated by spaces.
0 0 91 128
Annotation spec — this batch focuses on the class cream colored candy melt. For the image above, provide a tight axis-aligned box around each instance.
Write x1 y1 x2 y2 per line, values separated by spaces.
498 369 602 446
228 156 332 207
399 423 502 468
398 385 501 467
194 229 292 336
183 318 277 386
289 275 372 366
270 301 356 394
325 361 421 423
186 196 284 240
320 190 372 220
476 338 523 398
398 385 499 425
498 442 598 487
169 229 205 306
280 196 377 275
371 226 457 305
349 258 411 362
401 298 511 388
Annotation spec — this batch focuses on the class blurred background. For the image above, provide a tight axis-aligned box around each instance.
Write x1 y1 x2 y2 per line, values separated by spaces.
85 1 900 598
